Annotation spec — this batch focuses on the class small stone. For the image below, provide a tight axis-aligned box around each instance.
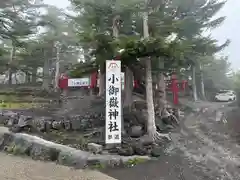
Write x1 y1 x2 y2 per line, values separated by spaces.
9 125 22 133
7 118 15 127
71 116 81 130
129 125 143 138
139 135 153 146
0 115 7 125
34 120 46 132
87 143 103 154
45 121 52 132
35 117 52 132
3 110 18 117
18 115 32 128
52 121 62 130
151 145 162 157
81 118 91 130
63 120 72 130
117 146 134 156
133 143 148 155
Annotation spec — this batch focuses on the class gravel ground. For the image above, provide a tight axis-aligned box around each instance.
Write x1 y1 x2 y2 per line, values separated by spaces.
104 102 240 180
0 153 116 180
2 100 239 180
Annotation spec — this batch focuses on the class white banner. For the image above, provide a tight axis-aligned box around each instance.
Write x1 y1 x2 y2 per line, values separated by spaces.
68 78 90 87
105 60 121 144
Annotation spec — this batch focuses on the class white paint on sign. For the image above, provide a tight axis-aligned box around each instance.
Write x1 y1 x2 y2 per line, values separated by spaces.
105 60 121 144
121 72 124 90
68 78 90 87
97 73 124 89
97 72 134 90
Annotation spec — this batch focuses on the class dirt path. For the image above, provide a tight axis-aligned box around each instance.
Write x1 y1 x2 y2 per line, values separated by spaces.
0 153 116 180
104 102 240 180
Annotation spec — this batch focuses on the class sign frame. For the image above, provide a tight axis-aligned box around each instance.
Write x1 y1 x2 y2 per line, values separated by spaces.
67 77 90 87
105 60 122 144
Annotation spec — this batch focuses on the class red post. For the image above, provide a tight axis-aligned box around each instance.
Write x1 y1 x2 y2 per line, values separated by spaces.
59 74 68 89
134 80 139 88
90 72 97 88
171 74 179 105
182 80 187 91
180 79 188 96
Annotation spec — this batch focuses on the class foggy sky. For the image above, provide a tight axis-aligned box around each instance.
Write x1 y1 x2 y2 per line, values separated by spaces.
44 0 239 70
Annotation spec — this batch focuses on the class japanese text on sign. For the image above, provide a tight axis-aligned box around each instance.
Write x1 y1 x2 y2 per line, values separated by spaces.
68 78 90 87
105 60 121 144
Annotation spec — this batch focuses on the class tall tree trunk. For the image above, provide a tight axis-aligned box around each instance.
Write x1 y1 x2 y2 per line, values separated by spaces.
142 1 170 141
31 68 37 84
192 65 198 101
14 73 18 84
42 42 55 92
112 15 120 38
100 14 120 97
112 14 126 134
199 63 206 100
195 63 205 100
142 4 167 140
143 0 157 137
142 4 155 135
54 43 60 92
156 61 167 115
124 67 133 110
145 57 157 135
8 43 15 86
25 72 31 83
42 47 51 91
42 59 50 90
98 65 105 96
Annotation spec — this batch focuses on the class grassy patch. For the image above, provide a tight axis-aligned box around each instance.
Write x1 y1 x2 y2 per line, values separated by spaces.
0 102 44 109
0 94 49 102
0 94 50 109
124 158 147 167
89 162 106 169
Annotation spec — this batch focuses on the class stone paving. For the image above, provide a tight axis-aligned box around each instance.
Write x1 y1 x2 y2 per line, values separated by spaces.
0 152 116 180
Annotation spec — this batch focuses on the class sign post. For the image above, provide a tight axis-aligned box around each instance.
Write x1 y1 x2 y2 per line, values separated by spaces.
105 60 121 144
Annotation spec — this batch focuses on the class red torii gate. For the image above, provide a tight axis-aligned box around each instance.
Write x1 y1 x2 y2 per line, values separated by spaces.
170 74 188 105
59 64 187 105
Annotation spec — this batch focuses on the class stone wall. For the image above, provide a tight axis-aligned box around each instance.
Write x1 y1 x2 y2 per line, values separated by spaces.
0 110 104 133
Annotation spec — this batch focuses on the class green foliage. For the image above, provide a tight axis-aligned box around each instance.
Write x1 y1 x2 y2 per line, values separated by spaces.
0 0 226 83
69 61 98 77
202 56 233 91
232 71 240 91
69 0 229 77
0 0 44 42
2 4 81 76
124 157 147 167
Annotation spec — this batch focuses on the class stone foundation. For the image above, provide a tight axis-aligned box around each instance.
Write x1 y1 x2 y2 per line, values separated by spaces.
0 127 150 169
